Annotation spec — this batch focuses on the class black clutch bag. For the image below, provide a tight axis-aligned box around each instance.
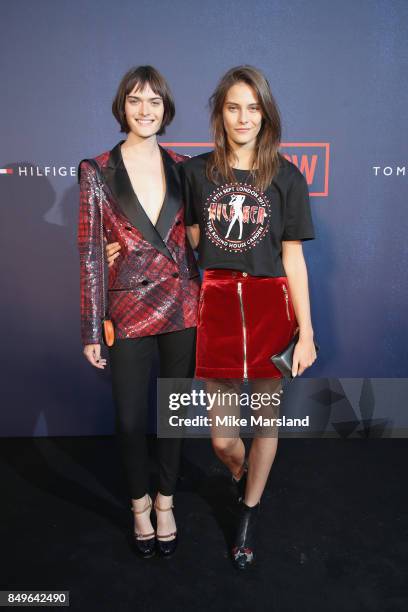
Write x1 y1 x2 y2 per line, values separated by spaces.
270 332 319 379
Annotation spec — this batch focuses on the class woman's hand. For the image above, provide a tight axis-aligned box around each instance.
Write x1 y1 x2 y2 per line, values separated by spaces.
106 241 121 267
292 335 317 377
83 344 107 369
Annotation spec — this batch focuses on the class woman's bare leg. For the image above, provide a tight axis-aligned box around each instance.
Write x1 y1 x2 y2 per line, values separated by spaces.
206 378 246 478
244 378 282 506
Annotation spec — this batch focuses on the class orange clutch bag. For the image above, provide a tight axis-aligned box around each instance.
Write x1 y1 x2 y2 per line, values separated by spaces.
102 317 115 348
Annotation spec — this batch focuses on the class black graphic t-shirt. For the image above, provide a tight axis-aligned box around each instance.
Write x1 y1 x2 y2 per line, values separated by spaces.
179 152 315 277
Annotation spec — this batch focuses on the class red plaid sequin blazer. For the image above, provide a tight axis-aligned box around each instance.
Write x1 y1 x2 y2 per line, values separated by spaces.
78 141 200 346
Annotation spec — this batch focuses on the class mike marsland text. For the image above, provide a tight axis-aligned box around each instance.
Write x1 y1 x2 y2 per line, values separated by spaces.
167 415 310 427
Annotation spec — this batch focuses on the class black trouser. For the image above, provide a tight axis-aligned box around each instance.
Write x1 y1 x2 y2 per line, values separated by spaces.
109 327 196 499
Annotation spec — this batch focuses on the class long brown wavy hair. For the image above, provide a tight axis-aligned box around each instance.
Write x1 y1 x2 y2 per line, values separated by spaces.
206 65 282 192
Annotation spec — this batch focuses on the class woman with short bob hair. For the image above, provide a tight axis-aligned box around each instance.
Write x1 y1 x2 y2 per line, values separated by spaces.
78 65 200 559
112 65 175 135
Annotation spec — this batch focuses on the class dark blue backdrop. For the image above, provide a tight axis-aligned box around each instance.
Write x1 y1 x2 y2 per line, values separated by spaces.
1 0 407 436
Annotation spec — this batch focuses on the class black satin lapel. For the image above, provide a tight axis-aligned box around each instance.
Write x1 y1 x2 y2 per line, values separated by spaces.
101 142 174 262
155 147 183 242
101 142 128 215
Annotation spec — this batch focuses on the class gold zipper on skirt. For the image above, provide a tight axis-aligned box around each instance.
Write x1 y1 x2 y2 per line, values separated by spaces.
282 284 291 321
237 282 248 382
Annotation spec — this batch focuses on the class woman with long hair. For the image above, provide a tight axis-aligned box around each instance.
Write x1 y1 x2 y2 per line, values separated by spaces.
180 65 317 569
78 65 200 558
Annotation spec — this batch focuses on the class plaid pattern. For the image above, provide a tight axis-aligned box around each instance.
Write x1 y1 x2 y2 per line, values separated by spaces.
78 150 200 346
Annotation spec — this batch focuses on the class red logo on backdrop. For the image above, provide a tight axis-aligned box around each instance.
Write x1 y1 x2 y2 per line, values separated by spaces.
0 144 330 193
160 142 330 197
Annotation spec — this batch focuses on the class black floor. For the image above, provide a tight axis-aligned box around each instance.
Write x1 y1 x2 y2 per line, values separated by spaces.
0 436 407 612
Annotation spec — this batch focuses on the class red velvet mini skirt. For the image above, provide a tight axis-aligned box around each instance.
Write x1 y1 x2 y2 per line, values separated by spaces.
195 269 298 380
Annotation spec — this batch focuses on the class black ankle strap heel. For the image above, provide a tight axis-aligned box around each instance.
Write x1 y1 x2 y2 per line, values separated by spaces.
131 494 156 558
154 498 178 558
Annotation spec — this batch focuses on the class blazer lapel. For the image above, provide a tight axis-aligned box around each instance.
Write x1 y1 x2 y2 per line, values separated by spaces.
101 141 175 262
155 146 183 242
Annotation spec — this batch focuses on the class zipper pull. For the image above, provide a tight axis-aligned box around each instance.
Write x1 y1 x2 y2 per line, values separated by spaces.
282 284 291 321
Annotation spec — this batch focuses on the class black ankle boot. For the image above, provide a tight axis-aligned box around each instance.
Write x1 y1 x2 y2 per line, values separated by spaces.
231 499 260 570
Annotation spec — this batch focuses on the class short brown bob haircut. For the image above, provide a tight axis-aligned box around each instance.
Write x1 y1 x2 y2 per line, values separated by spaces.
112 65 175 135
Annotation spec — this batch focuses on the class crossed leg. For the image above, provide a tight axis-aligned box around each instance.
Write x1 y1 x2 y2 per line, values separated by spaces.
207 377 282 506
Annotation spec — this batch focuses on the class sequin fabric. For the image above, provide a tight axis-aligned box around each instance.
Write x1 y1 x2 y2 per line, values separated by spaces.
78 150 200 346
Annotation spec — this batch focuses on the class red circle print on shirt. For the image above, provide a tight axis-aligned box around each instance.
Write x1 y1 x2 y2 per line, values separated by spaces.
204 182 271 253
